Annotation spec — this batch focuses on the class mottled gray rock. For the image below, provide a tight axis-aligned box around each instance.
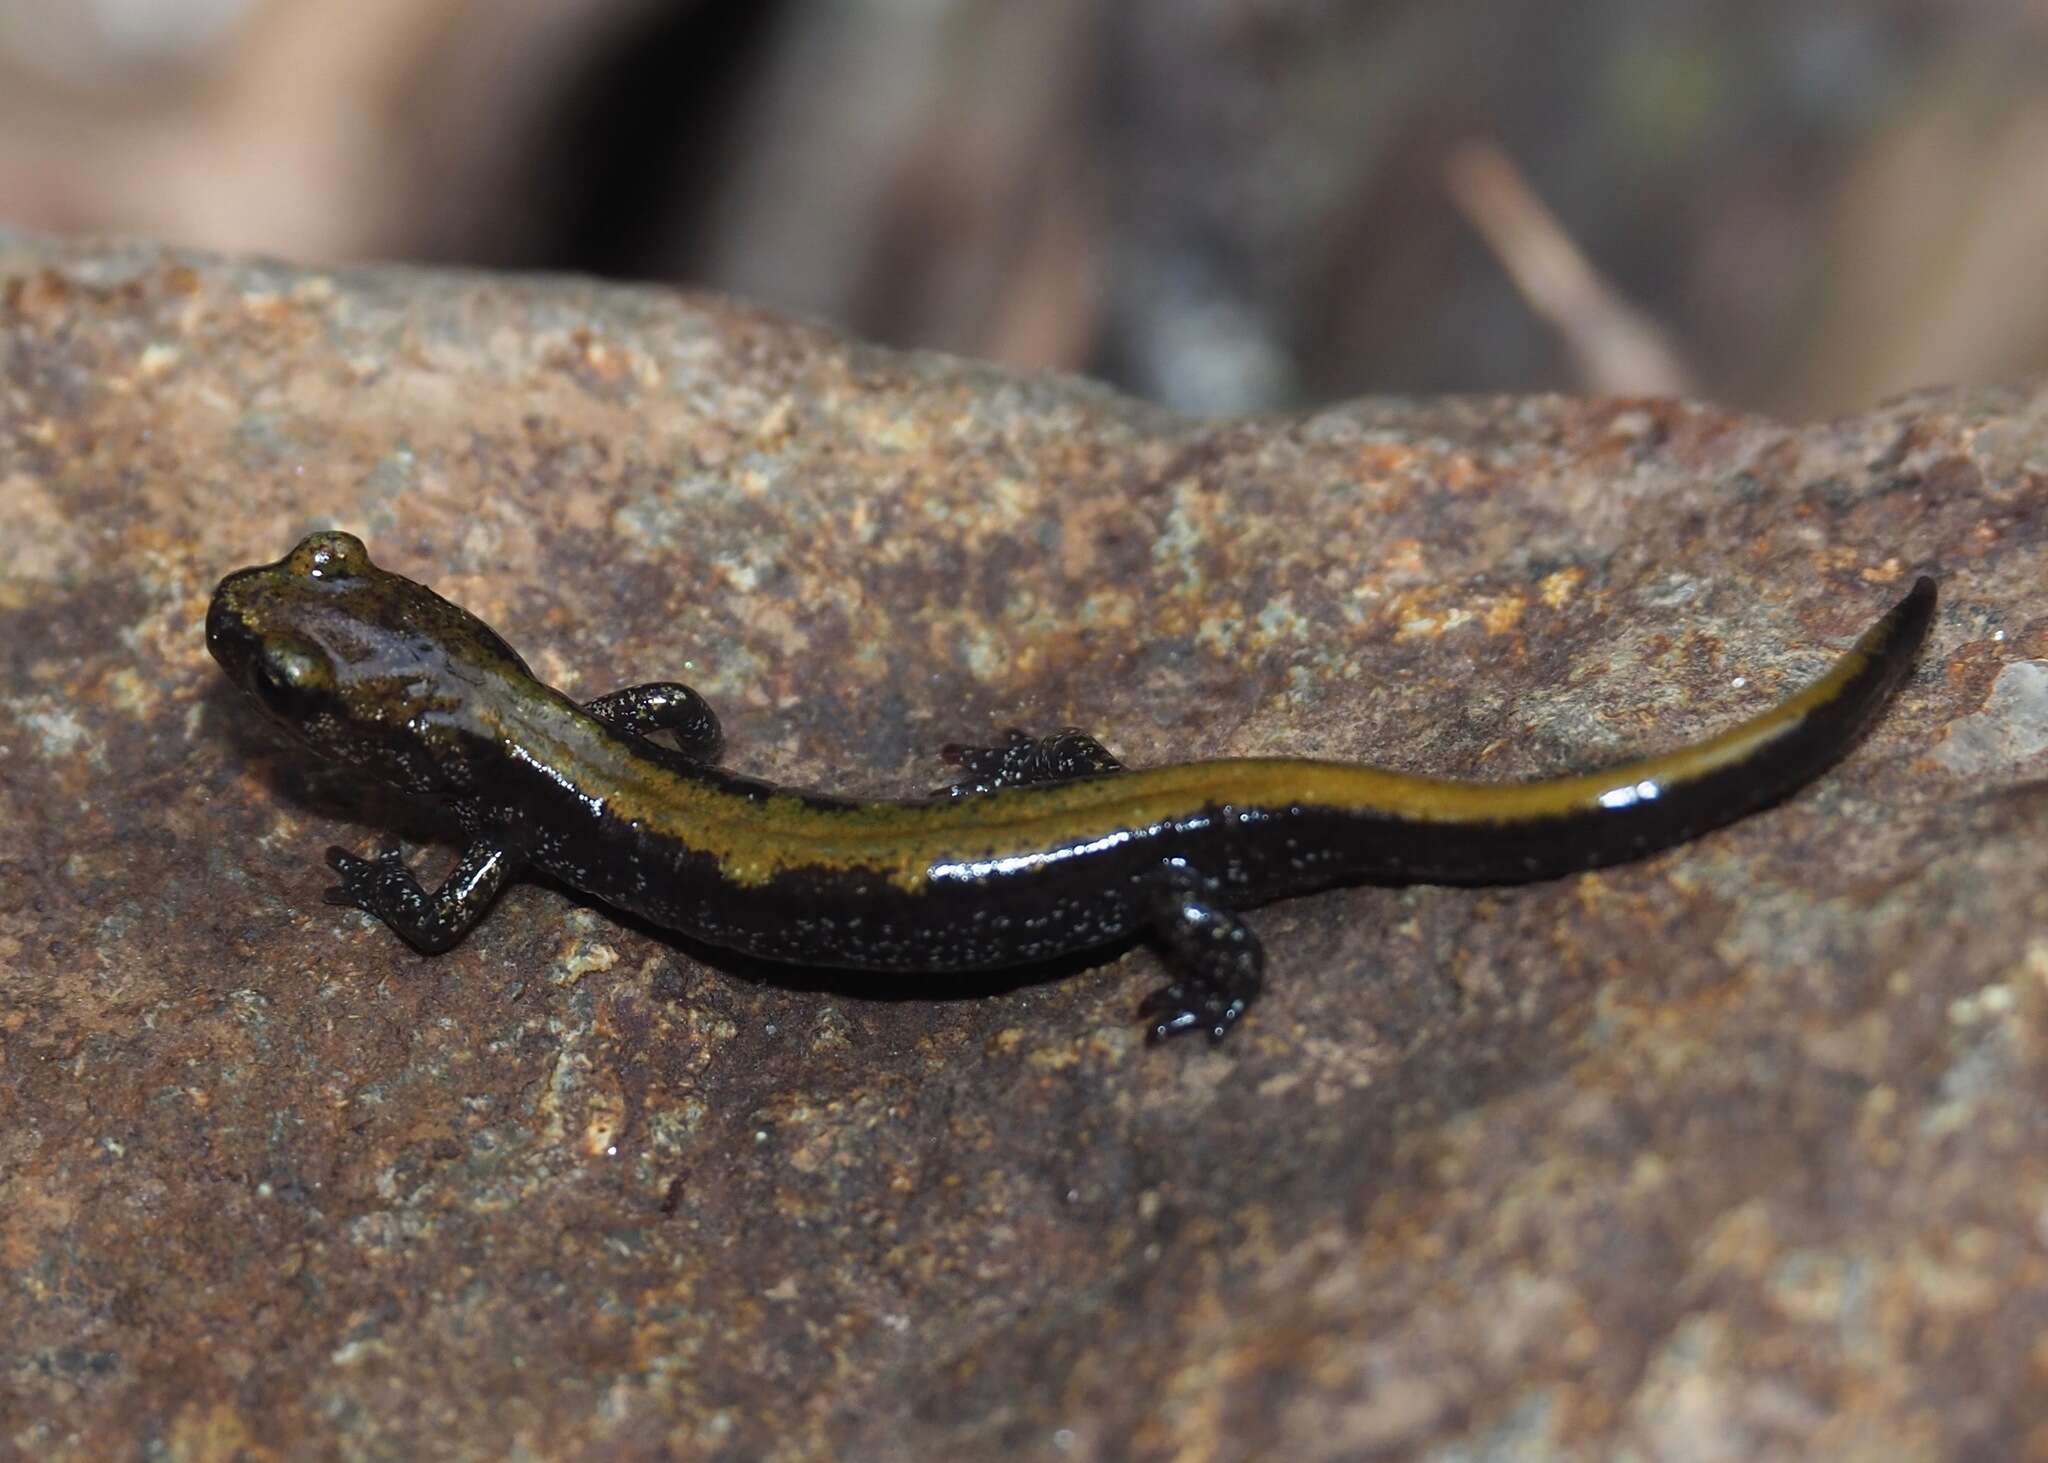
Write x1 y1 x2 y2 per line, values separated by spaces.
2 233 2044 1460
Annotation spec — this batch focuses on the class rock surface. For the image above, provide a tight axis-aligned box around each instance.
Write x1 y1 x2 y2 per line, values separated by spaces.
2 233 2045 1460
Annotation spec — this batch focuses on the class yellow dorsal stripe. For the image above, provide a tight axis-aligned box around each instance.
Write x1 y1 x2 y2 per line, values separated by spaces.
534 586 1919 888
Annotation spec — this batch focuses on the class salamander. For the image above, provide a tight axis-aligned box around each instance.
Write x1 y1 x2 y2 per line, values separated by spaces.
205 532 1935 1042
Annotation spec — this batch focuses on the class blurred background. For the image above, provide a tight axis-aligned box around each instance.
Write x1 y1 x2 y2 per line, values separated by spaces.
1 0 2044 418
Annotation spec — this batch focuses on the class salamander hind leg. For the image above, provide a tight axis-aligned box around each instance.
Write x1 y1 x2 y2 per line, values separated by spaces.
940 727 1124 796
585 682 723 764
324 839 518 954
1135 864 1266 1044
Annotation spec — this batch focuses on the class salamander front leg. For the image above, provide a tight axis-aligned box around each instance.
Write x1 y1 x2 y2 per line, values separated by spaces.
941 727 1124 796
323 839 518 954
1136 865 1265 1044
584 682 723 764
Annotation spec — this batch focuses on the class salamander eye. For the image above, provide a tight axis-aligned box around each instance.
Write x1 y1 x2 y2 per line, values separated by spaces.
252 647 322 712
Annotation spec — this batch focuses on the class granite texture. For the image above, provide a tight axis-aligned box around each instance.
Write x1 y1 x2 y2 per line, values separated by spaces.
2 234 2045 1460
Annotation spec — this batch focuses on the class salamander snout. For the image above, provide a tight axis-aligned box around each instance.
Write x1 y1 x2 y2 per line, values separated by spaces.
204 532 376 720
204 566 261 685
205 531 377 688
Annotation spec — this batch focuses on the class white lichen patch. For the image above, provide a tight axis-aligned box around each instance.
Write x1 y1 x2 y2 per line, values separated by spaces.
1151 492 1209 590
1256 594 1309 644
553 913 620 986
138 342 182 377
29 703 84 754
1396 605 1475 640
1934 661 2048 776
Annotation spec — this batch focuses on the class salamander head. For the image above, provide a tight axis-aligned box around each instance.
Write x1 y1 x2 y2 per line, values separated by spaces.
206 531 532 795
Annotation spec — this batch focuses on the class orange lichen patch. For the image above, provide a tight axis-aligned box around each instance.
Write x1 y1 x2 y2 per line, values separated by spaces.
1480 595 1529 636
1540 567 1586 608
237 290 296 328
1436 453 1488 491
1381 538 1429 579
1355 441 1420 475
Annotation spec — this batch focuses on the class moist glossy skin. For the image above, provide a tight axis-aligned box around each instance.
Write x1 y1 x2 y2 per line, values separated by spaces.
206 532 1937 1042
